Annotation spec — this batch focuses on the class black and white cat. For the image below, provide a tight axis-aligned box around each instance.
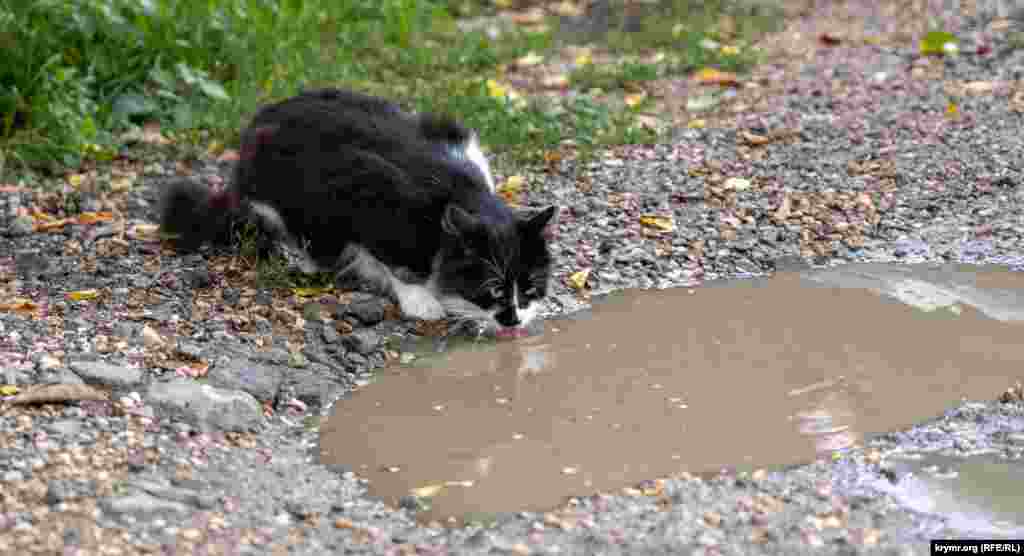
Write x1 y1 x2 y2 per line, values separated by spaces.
159 88 557 332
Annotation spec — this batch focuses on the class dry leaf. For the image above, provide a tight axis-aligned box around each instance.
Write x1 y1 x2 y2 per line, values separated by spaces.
66 289 100 301
688 119 707 129
819 33 842 45
964 80 996 95
9 384 108 405
497 175 525 206
723 177 752 191
515 52 545 67
109 174 135 192
0 299 38 314
410 484 445 498
0 385 19 396
35 218 73 232
640 214 676 232
509 8 545 25
142 325 165 348
541 74 570 89
740 131 770 145
550 1 584 17
566 268 591 291
692 68 739 86
128 223 161 241
67 174 86 188
624 91 647 107
76 212 114 225
291 286 334 297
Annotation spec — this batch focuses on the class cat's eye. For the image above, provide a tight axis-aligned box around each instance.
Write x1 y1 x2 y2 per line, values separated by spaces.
489 285 504 299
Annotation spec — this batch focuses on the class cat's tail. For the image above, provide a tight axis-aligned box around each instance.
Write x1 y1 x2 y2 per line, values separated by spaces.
158 178 239 251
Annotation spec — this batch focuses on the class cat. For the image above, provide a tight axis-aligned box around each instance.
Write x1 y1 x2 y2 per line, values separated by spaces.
159 88 557 332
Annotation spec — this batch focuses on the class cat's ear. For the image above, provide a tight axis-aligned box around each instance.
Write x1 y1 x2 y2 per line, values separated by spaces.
521 206 558 237
441 204 480 238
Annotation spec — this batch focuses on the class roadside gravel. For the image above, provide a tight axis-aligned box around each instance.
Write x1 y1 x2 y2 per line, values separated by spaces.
2 1 1024 555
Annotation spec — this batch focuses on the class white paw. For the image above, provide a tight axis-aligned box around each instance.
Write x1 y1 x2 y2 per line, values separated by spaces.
396 285 446 321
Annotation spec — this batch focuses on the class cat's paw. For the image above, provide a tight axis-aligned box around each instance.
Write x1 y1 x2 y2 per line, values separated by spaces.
396 285 446 321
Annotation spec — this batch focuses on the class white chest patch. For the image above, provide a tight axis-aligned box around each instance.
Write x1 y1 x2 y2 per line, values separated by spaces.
463 135 496 193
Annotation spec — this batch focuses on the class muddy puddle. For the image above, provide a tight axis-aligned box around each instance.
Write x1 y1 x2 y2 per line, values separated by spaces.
320 263 1024 524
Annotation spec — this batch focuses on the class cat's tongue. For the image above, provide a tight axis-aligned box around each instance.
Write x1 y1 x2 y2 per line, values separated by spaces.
494 327 529 339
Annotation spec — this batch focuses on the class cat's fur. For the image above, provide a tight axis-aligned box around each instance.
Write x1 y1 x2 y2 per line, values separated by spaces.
159 88 556 330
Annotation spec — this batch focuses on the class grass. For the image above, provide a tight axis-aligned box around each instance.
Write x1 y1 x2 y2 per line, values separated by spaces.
0 0 783 177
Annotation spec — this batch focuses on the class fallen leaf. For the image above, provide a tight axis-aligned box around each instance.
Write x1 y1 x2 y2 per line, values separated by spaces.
640 214 676 232
541 74 570 89
66 289 100 301
515 52 545 67
207 140 225 156
550 1 584 17
920 30 957 56
724 177 752 191
486 79 509 99
574 51 593 66
508 8 545 25
566 269 591 291
0 299 38 314
964 80 996 95
497 175 525 206
291 286 334 298
688 119 707 129
410 484 445 498
624 91 647 107
35 218 73 232
67 174 86 188
76 212 114 225
692 68 739 86
819 32 842 45
109 174 135 192
9 384 108 405
740 131 770 146
0 385 19 396
946 102 959 117
720 45 740 56
142 325 165 348
128 223 161 241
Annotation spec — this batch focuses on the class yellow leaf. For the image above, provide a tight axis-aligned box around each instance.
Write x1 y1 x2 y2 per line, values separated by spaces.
575 52 593 66
68 174 85 188
920 30 957 56
624 91 647 107
129 223 161 240
291 286 334 297
567 268 591 291
720 45 740 55
66 289 100 301
207 140 225 156
76 212 114 225
410 484 445 498
692 68 739 86
688 119 707 129
551 1 584 17
946 102 959 116
486 79 508 99
640 215 676 232
0 385 19 396
109 174 135 192
497 175 525 206
515 52 544 67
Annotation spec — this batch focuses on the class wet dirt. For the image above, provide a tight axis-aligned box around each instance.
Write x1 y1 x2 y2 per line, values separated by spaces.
320 263 1024 524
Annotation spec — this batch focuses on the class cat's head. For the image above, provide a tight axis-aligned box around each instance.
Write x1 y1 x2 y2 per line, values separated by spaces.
436 203 557 331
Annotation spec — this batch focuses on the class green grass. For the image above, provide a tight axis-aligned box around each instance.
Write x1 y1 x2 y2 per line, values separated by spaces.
0 0 781 175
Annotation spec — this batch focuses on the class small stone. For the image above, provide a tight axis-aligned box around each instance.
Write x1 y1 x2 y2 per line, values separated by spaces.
322 325 340 344
346 299 386 326
342 329 380 355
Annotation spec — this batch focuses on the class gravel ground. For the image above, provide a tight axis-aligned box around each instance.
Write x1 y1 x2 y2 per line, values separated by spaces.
2 1 1024 555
